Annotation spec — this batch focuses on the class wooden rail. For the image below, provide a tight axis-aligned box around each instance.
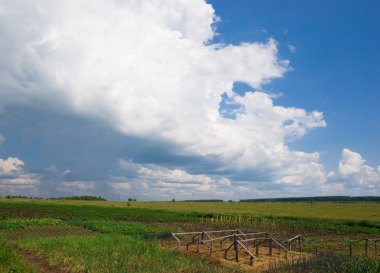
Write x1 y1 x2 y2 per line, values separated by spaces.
172 229 292 266
348 238 380 257
285 234 318 254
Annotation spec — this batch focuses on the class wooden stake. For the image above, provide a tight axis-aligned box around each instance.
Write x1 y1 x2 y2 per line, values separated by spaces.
234 235 239 262
269 239 273 256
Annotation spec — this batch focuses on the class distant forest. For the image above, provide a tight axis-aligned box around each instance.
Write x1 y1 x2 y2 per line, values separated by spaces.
56 195 107 201
239 196 380 203
1 195 107 201
181 199 224 202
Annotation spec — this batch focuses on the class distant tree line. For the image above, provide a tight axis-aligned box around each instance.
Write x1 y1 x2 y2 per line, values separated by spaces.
239 196 380 203
2 195 43 199
181 199 224 202
56 195 107 201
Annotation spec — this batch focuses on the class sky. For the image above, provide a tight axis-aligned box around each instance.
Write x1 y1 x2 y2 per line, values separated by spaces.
0 0 379 200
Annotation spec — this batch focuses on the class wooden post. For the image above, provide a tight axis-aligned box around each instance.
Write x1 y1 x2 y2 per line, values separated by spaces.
315 246 318 255
269 239 273 256
256 244 259 255
250 255 254 266
197 238 200 253
365 239 368 257
234 235 239 262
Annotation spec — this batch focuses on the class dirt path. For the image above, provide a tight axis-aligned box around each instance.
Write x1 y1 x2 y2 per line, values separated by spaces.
2 225 94 273
11 244 69 273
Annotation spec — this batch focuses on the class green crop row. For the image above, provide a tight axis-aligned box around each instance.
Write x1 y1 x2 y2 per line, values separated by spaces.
70 219 172 240
1 201 379 235
0 218 62 230
0 202 201 222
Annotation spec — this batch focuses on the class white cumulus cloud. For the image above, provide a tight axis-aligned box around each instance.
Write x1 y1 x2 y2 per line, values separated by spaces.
324 149 380 195
0 135 41 195
338 149 380 187
0 157 24 176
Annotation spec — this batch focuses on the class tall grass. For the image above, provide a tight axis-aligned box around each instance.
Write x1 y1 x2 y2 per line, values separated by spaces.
19 234 241 273
267 252 380 273
202 214 380 234
0 235 35 273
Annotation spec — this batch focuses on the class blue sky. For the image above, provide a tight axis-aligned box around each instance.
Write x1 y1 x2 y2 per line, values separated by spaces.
0 0 379 200
210 0 380 168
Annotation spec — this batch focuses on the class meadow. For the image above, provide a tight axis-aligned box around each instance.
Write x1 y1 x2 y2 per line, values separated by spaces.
3 198 379 222
0 198 379 272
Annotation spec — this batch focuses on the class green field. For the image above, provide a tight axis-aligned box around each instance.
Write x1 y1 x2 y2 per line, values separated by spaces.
132 201 380 222
0 198 379 273
3 198 379 222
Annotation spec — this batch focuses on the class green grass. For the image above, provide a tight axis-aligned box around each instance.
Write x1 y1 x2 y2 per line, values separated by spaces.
0 235 35 273
1 201 379 235
131 201 380 222
2 198 380 222
18 234 240 273
71 219 153 234
70 219 172 239
0 201 201 222
0 199 379 272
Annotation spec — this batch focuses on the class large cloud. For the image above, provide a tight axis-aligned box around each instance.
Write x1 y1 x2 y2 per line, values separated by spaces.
3 0 373 199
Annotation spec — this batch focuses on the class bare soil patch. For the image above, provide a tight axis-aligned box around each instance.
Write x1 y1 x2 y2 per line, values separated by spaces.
1 224 96 241
163 240 313 272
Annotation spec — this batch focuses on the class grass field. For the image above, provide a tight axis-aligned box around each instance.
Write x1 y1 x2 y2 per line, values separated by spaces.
0 198 379 272
2 198 379 222
1 198 380 234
